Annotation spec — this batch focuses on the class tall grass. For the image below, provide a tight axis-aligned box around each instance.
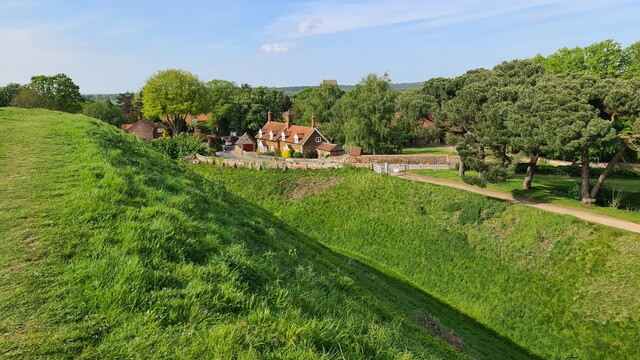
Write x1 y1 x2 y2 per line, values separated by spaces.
202 166 640 359
0 108 471 358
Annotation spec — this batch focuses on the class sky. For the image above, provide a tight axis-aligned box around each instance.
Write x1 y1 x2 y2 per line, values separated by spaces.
0 0 639 93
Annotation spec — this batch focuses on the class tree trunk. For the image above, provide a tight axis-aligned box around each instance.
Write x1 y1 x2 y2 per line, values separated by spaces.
589 143 627 200
458 158 465 176
522 155 539 190
580 148 595 204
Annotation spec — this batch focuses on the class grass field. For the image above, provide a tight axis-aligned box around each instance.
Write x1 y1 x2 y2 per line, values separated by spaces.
401 147 457 155
413 169 640 223
196 166 640 359
0 108 537 358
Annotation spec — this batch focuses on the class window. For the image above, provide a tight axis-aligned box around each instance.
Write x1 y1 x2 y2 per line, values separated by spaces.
282 132 286 141
294 134 299 143
269 131 273 140
316 137 322 143
258 130 262 137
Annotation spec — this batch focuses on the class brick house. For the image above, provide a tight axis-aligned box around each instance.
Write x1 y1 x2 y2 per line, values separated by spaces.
122 119 164 141
235 132 256 152
255 111 335 156
316 142 345 157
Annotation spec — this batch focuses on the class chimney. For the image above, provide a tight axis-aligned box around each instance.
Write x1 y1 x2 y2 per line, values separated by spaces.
267 110 272 122
285 111 293 129
311 113 316 129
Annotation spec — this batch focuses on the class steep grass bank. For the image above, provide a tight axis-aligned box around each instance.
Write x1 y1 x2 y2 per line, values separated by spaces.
0 108 473 358
199 166 640 359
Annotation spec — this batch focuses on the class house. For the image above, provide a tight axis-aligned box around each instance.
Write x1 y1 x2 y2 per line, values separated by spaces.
122 119 164 141
186 113 211 126
235 132 256 152
255 111 336 157
323 79 338 86
316 142 345 157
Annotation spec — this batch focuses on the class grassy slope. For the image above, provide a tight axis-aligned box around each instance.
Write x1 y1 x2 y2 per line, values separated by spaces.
413 169 640 223
199 167 640 359
0 108 475 358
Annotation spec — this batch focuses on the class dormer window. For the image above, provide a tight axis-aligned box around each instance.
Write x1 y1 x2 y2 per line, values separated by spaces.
258 129 263 137
269 131 273 140
281 132 286 141
294 134 299 143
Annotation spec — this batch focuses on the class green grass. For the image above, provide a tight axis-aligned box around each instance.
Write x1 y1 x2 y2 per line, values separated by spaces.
401 147 457 155
0 107 501 358
413 169 640 224
197 166 640 359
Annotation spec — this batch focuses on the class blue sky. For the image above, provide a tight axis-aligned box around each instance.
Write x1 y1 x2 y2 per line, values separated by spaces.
1 0 639 93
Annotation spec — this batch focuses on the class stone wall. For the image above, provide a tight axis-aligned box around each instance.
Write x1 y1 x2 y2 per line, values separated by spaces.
351 154 460 165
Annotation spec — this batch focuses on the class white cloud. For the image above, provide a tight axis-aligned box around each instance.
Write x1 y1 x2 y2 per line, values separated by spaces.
297 19 320 33
261 41 297 53
265 0 627 38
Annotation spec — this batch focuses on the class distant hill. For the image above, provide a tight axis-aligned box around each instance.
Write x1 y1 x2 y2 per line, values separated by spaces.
82 82 425 100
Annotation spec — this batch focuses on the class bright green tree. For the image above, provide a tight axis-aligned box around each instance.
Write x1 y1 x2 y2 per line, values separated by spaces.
142 69 206 135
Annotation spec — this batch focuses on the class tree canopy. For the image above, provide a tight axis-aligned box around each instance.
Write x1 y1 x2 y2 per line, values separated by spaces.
142 69 207 135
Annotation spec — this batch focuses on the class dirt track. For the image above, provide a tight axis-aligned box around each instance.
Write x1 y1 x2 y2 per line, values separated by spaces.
395 172 640 234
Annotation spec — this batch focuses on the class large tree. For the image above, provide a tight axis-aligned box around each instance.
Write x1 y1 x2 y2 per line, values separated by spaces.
204 79 237 132
291 82 344 126
142 69 207 135
333 73 399 154
441 69 493 175
10 74 83 113
542 74 617 204
534 39 630 79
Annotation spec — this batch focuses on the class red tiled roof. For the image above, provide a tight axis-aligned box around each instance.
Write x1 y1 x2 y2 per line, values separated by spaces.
256 122 326 145
317 142 342 152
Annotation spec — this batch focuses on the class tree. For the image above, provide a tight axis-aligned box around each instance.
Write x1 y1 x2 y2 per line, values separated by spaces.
0 83 22 107
623 41 640 79
83 100 125 126
542 74 616 204
336 73 398 154
142 69 207 135
588 77 640 198
10 88 55 109
117 92 134 119
291 83 344 126
28 74 83 113
395 88 440 146
441 69 493 175
203 79 237 132
534 40 627 79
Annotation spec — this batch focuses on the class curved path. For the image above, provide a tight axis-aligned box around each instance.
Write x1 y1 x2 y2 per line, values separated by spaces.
395 172 640 234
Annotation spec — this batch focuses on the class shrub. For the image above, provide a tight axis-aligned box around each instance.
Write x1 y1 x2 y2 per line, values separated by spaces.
152 133 210 159
282 149 292 159
461 175 487 188
482 164 514 183
292 151 302 158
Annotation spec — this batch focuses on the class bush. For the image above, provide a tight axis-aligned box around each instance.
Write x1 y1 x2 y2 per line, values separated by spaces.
292 151 302 158
482 164 514 183
461 175 487 188
282 149 292 159
152 133 210 159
